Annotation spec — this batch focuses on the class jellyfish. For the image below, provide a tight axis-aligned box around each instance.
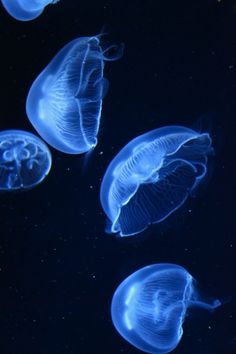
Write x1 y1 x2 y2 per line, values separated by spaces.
0 130 51 190
1 0 59 21
26 34 123 154
111 263 221 354
100 125 213 236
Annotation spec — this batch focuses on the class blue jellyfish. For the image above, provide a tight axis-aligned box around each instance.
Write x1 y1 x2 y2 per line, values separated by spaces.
26 35 123 154
1 0 59 21
0 130 51 190
111 263 221 354
100 125 213 236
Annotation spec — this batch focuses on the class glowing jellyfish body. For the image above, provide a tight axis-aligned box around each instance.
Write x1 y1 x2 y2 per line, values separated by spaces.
111 263 221 354
100 126 213 236
26 35 123 154
1 0 59 21
0 130 51 190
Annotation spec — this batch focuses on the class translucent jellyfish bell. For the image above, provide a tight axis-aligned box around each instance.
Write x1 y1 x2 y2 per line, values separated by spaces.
111 263 221 354
26 34 123 154
100 125 213 236
0 130 51 190
1 0 59 21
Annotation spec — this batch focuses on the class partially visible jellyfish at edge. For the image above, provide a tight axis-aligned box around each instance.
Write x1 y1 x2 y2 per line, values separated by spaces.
0 130 52 191
26 34 124 154
100 125 213 236
1 0 60 21
111 263 221 354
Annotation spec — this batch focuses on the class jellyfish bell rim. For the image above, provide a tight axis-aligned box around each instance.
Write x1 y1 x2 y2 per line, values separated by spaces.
111 186 190 237
1 0 44 21
100 125 203 230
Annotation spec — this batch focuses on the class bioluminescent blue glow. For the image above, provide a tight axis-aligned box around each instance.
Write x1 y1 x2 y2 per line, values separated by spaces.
0 130 51 190
1 0 59 21
111 263 221 354
26 35 123 154
100 125 213 236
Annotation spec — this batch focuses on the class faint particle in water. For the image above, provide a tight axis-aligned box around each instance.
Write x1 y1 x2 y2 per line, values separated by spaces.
26 34 124 154
111 263 221 354
0 130 51 191
1 0 60 21
100 125 213 236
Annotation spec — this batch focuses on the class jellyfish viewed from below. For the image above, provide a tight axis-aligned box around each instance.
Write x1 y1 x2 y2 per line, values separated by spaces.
100 125 213 236
1 0 59 21
111 263 221 354
26 34 123 154
0 130 51 191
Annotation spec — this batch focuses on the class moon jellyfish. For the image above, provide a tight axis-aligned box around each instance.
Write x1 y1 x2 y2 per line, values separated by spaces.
0 130 51 191
1 0 59 21
26 34 123 154
100 125 213 236
111 263 221 354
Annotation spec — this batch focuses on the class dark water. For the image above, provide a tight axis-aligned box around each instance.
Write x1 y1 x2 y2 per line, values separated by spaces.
0 1 235 353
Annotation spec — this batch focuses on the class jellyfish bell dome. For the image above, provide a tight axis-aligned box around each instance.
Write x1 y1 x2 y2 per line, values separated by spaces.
1 0 59 21
111 263 221 354
100 125 212 236
26 34 123 154
0 129 52 191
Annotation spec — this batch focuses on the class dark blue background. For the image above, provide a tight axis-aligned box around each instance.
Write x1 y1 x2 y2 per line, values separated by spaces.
0 1 235 353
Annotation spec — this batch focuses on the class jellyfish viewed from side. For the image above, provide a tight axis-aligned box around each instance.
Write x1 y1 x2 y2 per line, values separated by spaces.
100 125 213 236
0 130 51 191
111 263 221 354
1 0 59 21
26 34 123 154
